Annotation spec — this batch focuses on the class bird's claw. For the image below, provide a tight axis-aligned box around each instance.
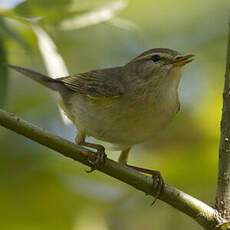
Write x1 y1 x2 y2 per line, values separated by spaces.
151 171 164 205
124 164 164 205
86 145 107 173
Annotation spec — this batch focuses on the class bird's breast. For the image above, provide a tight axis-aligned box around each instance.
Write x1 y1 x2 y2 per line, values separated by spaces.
63 89 179 147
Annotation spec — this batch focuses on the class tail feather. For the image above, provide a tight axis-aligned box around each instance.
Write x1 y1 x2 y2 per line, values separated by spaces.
8 64 61 91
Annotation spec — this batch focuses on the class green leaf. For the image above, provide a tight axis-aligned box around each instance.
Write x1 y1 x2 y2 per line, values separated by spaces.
0 16 31 51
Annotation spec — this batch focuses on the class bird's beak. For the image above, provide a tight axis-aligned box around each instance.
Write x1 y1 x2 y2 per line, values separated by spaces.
170 54 194 67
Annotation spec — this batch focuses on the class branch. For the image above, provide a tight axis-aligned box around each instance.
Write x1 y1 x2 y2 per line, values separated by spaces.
0 108 221 229
216 18 230 220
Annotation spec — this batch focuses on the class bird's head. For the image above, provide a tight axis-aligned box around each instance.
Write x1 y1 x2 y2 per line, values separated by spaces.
125 48 194 84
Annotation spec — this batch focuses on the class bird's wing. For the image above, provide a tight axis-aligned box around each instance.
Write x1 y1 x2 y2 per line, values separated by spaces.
60 67 125 99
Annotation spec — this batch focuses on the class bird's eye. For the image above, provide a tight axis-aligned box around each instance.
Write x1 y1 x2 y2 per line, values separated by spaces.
151 55 161 62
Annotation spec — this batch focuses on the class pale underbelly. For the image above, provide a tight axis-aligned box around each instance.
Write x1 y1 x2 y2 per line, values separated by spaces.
63 95 178 148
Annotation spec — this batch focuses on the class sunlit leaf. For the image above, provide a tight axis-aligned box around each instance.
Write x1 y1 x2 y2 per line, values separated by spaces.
32 25 68 78
60 0 128 30
32 24 71 124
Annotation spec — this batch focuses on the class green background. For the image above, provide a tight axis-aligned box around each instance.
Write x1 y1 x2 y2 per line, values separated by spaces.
0 0 229 229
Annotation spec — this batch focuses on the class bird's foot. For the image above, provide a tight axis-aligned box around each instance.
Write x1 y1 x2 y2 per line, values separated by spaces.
150 170 164 205
125 164 164 205
79 142 107 173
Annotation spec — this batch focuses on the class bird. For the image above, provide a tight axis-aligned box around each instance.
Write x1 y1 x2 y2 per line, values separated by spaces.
8 48 194 177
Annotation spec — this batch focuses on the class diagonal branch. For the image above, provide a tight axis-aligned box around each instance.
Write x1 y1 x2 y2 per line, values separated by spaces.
0 108 222 229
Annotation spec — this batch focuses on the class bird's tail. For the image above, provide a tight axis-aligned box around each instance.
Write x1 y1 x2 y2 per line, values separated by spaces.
8 64 61 91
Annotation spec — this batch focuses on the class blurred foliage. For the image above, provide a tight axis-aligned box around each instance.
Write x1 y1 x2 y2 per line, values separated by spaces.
0 35 8 107
0 0 229 229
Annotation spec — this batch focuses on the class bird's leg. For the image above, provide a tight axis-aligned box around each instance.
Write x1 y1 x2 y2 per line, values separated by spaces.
118 148 164 204
118 147 131 164
75 134 107 173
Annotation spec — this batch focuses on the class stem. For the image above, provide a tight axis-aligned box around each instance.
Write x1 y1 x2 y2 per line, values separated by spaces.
0 109 221 229
216 19 230 220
